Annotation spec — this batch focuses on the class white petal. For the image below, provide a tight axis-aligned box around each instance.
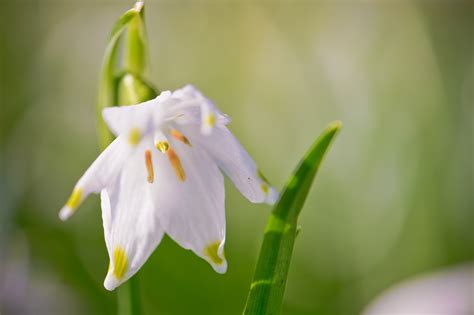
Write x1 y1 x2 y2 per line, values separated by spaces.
200 100 217 135
162 86 274 203
166 85 230 132
181 124 278 205
100 189 113 249
172 85 222 134
102 99 156 137
171 84 201 99
59 136 132 221
151 134 227 273
102 136 164 291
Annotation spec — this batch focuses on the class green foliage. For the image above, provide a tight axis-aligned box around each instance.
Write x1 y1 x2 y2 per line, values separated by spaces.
96 1 157 150
244 121 341 315
96 7 136 149
125 3 149 76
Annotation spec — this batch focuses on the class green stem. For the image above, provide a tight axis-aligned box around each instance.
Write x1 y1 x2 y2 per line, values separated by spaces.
118 275 141 315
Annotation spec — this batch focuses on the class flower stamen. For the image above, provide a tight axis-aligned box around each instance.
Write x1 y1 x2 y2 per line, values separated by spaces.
167 148 186 181
145 150 154 183
170 129 192 147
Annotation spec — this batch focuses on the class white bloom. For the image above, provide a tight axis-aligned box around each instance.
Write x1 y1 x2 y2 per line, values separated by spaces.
363 264 474 315
59 85 278 291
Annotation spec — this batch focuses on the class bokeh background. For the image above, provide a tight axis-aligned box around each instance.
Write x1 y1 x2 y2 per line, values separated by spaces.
1 1 473 314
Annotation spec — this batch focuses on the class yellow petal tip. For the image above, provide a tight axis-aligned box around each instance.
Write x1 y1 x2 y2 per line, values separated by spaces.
112 246 128 280
205 241 224 265
205 113 215 127
65 188 83 210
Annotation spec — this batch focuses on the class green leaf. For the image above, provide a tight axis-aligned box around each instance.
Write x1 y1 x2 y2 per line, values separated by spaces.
96 4 142 149
243 121 342 315
125 2 149 76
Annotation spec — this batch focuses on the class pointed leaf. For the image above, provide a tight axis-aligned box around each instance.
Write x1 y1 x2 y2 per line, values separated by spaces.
125 1 149 75
96 6 141 149
243 121 342 315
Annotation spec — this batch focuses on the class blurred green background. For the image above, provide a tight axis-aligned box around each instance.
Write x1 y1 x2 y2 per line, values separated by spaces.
1 1 472 314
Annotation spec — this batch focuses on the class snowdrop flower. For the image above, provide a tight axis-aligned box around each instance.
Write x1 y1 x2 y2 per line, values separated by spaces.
59 85 278 291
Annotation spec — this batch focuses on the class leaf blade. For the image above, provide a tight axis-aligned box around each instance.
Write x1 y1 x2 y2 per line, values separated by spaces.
244 121 342 315
125 2 149 76
96 7 139 149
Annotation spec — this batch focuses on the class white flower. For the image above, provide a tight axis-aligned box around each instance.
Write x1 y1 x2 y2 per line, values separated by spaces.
363 264 474 315
59 85 278 291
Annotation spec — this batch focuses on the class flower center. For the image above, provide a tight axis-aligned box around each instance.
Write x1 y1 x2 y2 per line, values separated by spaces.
156 141 169 153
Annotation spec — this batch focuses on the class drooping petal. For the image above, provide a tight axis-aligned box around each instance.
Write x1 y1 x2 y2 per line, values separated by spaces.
102 97 159 138
102 136 164 291
166 85 230 133
150 132 227 273
59 136 132 221
181 124 279 205
199 99 218 135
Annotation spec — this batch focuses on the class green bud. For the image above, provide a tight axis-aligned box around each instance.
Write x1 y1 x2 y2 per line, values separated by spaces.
117 73 158 106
